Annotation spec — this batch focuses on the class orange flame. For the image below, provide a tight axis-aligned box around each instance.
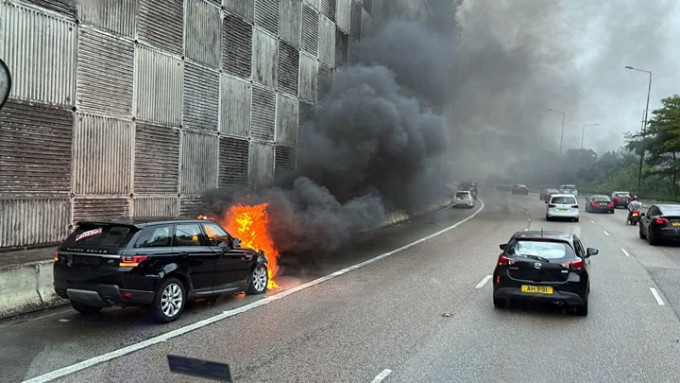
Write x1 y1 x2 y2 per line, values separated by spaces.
220 203 279 290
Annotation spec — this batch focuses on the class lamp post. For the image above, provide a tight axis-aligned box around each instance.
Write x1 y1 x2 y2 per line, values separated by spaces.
625 65 652 188
580 123 599 149
548 109 566 155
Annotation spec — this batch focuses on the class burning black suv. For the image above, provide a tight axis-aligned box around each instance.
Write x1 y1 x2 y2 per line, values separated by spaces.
54 218 269 323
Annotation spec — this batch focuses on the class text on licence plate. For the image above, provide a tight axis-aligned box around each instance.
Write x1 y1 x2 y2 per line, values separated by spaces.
673 222 680 227
521 285 554 294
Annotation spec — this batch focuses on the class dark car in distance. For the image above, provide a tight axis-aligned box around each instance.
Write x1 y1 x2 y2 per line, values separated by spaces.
54 218 269 323
585 195 615 214
493 231 597 316
639 204 680 245
512 184 529 195
541 188 560 203
611 191 633 208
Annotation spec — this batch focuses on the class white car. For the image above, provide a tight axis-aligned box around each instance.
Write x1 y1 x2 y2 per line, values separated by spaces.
453 191 475 208
559 184 578 197
546 194 580 222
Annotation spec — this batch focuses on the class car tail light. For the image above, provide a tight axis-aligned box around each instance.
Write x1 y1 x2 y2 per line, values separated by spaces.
591 202 598 207
608 202 615 207
120 255 148 267
548 204 556 208
615 196 621 201
571 205 579 209
497 255 517 266
561 259 584 271
655 217 669 225
54 251 60 262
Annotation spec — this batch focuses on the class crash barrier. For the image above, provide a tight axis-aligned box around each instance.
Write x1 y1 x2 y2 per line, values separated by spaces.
0 259 67 319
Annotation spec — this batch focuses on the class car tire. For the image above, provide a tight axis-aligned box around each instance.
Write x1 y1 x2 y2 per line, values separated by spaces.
70 301 103 315
647 229 659 246
574 300 588 316
546 215 551 221
246 263 269 295
493 297 507 309
152 277 186 323
575 217 580 222
639 226 647 239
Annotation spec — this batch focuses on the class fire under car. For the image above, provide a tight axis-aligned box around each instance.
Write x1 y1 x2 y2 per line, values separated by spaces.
53 218 269 323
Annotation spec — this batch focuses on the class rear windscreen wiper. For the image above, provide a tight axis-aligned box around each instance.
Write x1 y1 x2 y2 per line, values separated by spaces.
523 254 550 263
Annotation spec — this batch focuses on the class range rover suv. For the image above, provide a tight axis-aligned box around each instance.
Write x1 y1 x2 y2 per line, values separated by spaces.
54 218 269 323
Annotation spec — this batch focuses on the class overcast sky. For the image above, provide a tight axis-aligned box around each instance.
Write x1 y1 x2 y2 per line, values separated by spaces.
452 0 680 155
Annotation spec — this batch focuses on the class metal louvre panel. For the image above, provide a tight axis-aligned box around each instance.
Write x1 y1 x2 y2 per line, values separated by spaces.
73 198 130 222
254 0 278 35
0 198 71 248
185 0 221 68
298 52 318 102
219 137 249 187
252 28 278 88
279 0 301 48
248 142 275 189
0 100 72 194
0 2 76 106
319 0 335 21
24 0 76 17
318 63 333 99
138 0 184 54
77 28 134 117
276 94 299 146
363 0 372 13
134 123 180 194
318 15 336 65
350 0 362 38
223 0 254 22
303 0 319 10
275 146 296 179
133 197 179 217
73 113 133 195
222 14 253 78
300 4 319 56
180 131 219 194
179 196 203 217
278 40 299 95
298 101 314 136
335 0 351 33
361 7 372 39
335 29 349 67
135 46 184 125
220 75 251 138
76 0 136 37
251 85 276 141
183 62 219 131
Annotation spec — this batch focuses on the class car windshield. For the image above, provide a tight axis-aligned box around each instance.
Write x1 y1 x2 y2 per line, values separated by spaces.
552 196 577 204
507 240 572 260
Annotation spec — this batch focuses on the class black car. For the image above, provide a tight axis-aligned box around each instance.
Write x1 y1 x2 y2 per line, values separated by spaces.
512 184 529 195
611 191 633 208
54 218 269 323
493 231 597 316
585 195 615 214
639 204 680 245
541 188 560 203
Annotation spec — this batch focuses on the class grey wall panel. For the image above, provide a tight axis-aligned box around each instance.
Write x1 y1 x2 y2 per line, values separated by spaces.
77 0 136 37
0 100 72 194
133 197 178 217
138 0 184 54
0 198 71 248
279 0 301 48
361 6 373 39
335 29 349 67
276 94 299 146
180 131 219 194
25 0 77 17
350 0 362 38
179 196 204 217
319 0 335 21
248 142 275 189
318 15 336 65
300 4 319 56
275 145 296 179
185 0 221 68
73 198 130 222
73 114 133 195
278 40 299 95
77 28 134 117
135 46 184 125
252 28 278 88
0 2 76 106
223 0 254 22
299 100 314 136
251 85 276 141
363 0 373 13
298 52 318 102
134 123 180 194
318 63 333 99
220 75 251 138
303 0 319 10
254 0 278 35
335 0 351 32
221 14 253 78
219 137 249 187
183 62 220 131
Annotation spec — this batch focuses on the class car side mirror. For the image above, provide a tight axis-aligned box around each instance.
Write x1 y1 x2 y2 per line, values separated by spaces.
586 248 599 256
499 244 507 250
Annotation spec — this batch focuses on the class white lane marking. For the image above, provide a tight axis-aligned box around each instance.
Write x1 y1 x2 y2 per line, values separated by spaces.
590 220 595 224
476 275 492 289
603 230 610 236
650 288 665 306
371 369 393 383
621 248 630 257
23 201 486 383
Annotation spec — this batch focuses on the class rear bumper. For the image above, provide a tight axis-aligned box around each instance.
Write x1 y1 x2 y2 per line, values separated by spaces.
589 206 614 213
657 229 680 241
56 282 155 306
494 286 586 306
547 209 579 218
453 200 474 207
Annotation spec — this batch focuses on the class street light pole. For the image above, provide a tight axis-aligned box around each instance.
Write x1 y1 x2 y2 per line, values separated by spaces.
580 123 599 149
548 108 566 155
625 66 652 188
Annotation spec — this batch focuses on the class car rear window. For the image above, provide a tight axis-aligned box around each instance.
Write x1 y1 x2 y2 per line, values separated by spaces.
456 192 470 198
507 240 573 260
551 196 576 204
592 196 610 202
65 225 136 248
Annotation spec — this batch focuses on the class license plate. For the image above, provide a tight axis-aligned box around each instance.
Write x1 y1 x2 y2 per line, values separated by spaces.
673 222 680 227
599 203 607 206
71 255 101 266
521 285 554 294
559 209 568 212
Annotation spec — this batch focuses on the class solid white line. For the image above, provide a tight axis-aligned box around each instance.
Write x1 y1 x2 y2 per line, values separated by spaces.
603 230 610 236
650 288 665 306
23 200 486 383
371 369 393 383
621 248 630 257
590 220 595 224
475 275 492 289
